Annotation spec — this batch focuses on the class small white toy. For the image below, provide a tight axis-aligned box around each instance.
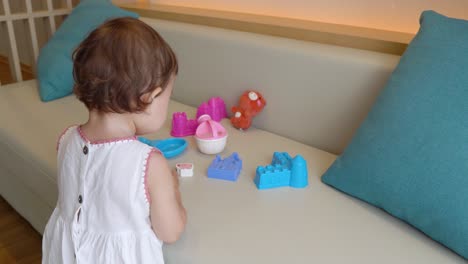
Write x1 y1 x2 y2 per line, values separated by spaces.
176 163 194 177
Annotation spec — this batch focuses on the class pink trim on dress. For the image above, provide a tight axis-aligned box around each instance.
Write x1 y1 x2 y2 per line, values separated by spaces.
77 125 137 145
56 125 78 151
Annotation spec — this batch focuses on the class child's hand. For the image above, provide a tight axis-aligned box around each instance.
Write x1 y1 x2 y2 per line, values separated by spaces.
172 169 180 186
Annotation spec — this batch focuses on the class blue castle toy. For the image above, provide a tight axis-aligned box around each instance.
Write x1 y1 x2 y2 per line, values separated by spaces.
254 152 308 190
207 152 243 181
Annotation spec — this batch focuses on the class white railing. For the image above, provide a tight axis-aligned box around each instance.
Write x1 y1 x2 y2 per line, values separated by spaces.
0 0 73 84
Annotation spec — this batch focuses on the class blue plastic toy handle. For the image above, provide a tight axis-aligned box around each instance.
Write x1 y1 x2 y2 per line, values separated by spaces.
138 137 187 159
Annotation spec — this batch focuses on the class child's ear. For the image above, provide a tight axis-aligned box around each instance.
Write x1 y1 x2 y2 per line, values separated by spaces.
151 87 163 99
143 87 163 103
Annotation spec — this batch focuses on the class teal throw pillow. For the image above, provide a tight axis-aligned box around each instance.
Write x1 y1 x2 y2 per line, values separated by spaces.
37 0 138 102
322 10 468 259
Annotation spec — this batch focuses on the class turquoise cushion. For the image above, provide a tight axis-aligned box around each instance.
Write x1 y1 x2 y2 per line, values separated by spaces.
37 0 138 102
321 10 468 259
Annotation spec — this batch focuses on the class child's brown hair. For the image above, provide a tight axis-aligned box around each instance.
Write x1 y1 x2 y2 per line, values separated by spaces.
73 17 178 113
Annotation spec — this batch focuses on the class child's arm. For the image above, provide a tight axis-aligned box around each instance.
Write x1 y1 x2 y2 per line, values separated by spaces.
147 151 187 243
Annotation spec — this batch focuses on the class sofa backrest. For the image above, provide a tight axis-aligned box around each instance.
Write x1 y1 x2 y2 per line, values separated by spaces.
142 17 400 154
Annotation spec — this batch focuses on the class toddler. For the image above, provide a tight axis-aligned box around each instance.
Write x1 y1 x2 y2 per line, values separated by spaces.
42 17 186 263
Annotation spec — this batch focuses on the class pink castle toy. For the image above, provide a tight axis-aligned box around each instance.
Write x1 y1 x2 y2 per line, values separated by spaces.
171 112 198 137
196 97 227 122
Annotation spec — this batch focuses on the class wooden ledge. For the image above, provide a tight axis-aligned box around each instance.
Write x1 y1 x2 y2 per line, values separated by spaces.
118 3 414 55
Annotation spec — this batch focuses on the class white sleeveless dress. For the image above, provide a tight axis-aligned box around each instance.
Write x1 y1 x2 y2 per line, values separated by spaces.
42 125 164 264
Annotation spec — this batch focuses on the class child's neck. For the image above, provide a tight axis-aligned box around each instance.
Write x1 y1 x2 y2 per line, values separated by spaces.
80 110 136 142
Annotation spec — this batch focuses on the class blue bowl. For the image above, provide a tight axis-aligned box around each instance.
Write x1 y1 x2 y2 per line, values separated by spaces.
138 137 187 159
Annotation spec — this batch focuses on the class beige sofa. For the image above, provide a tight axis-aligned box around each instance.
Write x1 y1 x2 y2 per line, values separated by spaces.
0 17 464 263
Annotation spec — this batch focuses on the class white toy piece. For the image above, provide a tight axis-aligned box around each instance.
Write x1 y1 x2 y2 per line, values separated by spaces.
176 163 194 177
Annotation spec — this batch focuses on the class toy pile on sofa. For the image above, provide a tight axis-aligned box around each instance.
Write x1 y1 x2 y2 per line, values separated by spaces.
139 90 308 190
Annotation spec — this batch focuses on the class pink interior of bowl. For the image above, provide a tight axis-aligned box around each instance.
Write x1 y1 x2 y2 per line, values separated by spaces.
195 119 227 140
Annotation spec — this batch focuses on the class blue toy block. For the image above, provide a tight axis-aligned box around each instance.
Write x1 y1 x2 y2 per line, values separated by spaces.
254 152 308 190
207 152 242 181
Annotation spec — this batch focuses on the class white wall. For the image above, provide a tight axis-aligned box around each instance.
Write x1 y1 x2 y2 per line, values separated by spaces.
4 0 463 69
150 0 468 34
